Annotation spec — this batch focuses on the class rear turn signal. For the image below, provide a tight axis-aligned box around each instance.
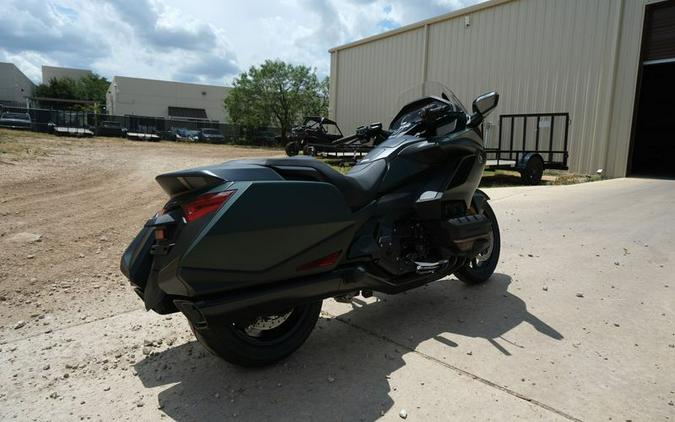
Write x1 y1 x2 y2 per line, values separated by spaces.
182 190 236 223
154 228 167 241
297 251 342 272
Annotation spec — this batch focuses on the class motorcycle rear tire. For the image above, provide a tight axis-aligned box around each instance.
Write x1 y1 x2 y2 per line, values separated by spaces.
189 301 322 367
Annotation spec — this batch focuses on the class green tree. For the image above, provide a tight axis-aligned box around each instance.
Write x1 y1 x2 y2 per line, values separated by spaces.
225 60 329 141
34 77 79 100
34 73 110 111
75 73 110 104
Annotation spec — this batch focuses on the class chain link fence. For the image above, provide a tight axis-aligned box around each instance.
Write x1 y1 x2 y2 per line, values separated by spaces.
0 104 281 147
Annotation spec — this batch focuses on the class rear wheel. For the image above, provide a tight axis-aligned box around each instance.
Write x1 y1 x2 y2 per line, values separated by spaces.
285 141 299 156
189 301 322 367
454 202 500 285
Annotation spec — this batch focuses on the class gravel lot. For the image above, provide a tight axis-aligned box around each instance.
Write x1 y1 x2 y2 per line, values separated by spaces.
0 131 673 421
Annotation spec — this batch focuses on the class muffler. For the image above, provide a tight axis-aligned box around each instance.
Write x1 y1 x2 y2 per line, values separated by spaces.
174 268 363 329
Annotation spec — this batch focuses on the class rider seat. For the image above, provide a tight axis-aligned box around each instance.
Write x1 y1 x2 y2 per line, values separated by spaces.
249 157 387 209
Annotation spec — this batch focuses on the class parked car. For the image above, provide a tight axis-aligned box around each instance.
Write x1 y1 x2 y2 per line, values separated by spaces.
198 128 225 143
170 128 199 142
252 129 279 146
0 112 32 130
96 121 127 137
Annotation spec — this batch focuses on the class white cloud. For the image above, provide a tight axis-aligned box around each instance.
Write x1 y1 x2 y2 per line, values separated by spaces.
0 0 485 85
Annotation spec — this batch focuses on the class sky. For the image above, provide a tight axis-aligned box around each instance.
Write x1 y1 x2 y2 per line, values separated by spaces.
0 0 485 86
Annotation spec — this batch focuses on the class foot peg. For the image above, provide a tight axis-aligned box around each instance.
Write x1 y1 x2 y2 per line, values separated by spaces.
414 259 449 274
334 291 358 303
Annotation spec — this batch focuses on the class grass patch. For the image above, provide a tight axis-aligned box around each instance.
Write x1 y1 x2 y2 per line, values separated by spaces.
321 157 599 188
321 158 354 174
480 170 523 187
550 173 602 185
0 130 48 159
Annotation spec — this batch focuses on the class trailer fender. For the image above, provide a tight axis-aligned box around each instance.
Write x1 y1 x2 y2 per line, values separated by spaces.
516 152 544 170
517 153 545 185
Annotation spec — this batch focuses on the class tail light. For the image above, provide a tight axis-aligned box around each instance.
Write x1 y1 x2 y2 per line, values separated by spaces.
297 251 342 272
182 190 236 223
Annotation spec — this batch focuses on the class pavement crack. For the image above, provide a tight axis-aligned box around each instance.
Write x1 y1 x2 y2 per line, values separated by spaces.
326 311 583 422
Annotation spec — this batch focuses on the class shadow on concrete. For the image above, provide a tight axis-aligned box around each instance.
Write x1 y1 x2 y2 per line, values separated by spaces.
135 273 561 421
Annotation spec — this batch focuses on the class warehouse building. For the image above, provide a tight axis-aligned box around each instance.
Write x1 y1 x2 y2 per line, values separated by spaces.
329 0 675 178
0 62 35 106
41 65 92 83
106 76 231 122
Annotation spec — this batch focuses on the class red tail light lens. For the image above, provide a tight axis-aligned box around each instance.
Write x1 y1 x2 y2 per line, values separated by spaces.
182 190 236 223
297 251 342 272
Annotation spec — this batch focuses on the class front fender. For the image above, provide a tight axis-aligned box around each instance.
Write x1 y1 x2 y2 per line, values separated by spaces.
471 189 490 213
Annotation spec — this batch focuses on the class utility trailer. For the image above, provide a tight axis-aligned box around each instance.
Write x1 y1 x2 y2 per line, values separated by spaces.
48 110 95 137
52 126 94 137
125 115 163 142
307 122 388 163
284 118 388 163
484 113 570 184
126 130 160 141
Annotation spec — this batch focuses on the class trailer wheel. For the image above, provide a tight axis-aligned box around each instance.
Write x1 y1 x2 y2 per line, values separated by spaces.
520 156 544 185
285 141 299 156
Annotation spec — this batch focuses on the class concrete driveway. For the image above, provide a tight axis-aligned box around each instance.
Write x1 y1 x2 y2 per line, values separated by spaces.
1 178 674 421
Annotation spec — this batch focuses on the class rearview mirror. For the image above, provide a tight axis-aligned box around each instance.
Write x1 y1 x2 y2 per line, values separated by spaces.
467 91 499 127
473 92 499 116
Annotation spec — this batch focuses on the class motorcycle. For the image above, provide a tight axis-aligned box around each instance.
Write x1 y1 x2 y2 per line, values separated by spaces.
121 82 501 366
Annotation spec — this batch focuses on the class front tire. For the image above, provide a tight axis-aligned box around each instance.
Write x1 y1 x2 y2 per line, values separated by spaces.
454 202 500 285
189 301 322 367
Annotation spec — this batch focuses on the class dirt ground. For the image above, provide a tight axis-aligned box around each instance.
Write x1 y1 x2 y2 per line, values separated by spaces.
0 131 278 327
1 130 673 421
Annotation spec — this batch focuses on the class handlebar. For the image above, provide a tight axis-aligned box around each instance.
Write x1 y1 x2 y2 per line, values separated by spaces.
355 122 385 140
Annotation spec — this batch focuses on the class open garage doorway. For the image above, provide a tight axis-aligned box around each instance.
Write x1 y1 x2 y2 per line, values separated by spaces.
629 0 675 178
630 61 675 177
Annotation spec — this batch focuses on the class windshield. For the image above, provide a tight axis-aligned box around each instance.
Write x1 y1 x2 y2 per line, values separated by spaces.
390 81 465 130
305 120 321 129
359 82 466 164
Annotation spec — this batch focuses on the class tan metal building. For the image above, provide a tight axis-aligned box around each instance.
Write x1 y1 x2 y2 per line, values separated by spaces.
41 65 92 83
106 76 231 122
0 62 35 106
329 0 675 178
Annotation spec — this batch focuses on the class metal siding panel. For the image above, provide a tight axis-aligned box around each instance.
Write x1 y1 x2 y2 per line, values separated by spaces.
606 0 652 177
425 0 620 174
330 0 650 176
336 28 425 133
329 52 338 121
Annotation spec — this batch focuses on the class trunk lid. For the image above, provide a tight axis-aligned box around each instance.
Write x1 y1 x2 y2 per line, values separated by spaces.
155 161 283 198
